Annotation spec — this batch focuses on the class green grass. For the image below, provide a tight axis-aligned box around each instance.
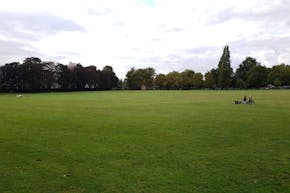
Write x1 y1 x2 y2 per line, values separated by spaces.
0 90 290 193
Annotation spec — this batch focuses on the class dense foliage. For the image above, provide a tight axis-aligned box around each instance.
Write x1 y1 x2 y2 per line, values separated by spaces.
0 57 118 92
1 46 290 92
126 46 290 90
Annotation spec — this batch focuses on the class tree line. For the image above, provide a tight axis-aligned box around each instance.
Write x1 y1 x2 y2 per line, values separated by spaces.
1 46 290 92
124 46 290 90
0 57 119 92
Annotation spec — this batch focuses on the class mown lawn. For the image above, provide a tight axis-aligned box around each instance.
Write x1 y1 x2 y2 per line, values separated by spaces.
0 90 290 193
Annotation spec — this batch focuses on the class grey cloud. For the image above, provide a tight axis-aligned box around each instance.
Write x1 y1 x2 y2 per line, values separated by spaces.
48 51 80 61
139 53 219 74
182 36 290 71
0 40 43 65
0 41 80 66
181 47 229 68
207 1 290 26
0 11 86 65
203 0 290 68
206 6 236 25
121 37 290 76
139 34 290 75
175 57 220 73
143 1 290 74
0 11 86 41
230 36 290 66
48 55 69 61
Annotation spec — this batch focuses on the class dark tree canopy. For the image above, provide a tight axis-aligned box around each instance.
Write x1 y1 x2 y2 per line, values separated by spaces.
218 67 233 88
180 70 195 89
236 57 259 81
235 57 259 88
125 67 155 90
0 62 21 91
1 48 290 92
0 57 118 92
267 64 290 86
204 69 218 89
100 66 119 90
246 65 268 88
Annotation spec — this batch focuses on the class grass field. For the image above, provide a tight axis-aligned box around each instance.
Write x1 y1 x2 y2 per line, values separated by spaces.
0 90 290 193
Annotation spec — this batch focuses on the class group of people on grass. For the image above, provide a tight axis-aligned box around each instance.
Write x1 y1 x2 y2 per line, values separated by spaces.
234 95 254 104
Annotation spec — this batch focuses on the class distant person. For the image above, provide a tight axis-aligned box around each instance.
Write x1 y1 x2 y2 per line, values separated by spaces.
243 96 247 103
248 96 254 104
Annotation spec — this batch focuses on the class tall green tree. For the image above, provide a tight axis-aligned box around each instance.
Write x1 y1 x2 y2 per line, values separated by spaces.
141 67 155 89
71 64 86 90
41 61 56 90
180 70 195 89
218 45 231 69
192 73 203 89
246 65 268 88
154 74 167 89
164 71 182 89
0 62 21 91
56 64 74 89
236 57 258 81
217 45 233 88
125 68 139 90
125 67 155 90
100 65 119 90
218 68 233 88
84 66 99 89
235 57 259 88
19 57 44 91
204 69 218 89
267 64 290 86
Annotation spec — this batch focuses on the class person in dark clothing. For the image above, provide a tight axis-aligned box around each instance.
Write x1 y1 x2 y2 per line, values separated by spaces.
243 96 247 103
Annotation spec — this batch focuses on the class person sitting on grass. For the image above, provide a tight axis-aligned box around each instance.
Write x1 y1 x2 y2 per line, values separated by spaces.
243 96 247 104
248 96 254 104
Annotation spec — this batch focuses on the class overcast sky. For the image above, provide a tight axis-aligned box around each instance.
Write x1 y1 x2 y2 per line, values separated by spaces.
0 0 290 78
